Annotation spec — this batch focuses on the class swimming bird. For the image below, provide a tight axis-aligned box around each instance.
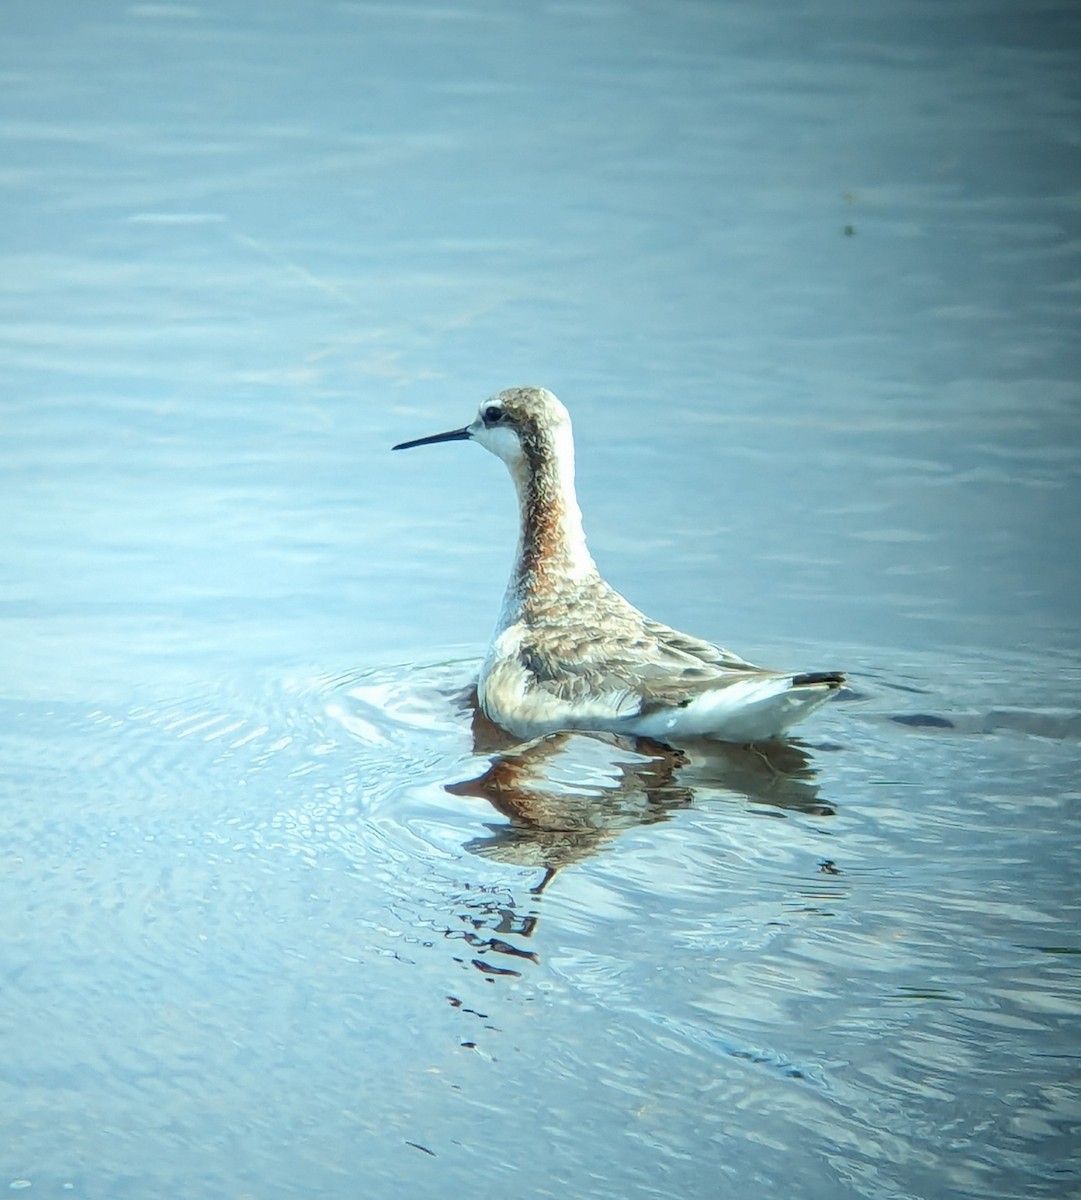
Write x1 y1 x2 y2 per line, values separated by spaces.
393 387 843 744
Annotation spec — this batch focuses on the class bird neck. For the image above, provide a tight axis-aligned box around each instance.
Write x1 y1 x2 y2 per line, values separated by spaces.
505 426 596 609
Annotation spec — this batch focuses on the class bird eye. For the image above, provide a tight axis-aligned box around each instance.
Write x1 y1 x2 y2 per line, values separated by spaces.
483 405 503 424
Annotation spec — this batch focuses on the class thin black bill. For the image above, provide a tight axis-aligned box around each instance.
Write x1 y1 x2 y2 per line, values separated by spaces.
392 426 471 451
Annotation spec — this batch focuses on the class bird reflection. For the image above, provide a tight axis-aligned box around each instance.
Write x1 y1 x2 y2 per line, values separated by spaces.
438 695 836 982
447 695 832 887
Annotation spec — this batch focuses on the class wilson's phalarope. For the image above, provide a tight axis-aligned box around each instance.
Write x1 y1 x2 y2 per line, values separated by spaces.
393 387 844 744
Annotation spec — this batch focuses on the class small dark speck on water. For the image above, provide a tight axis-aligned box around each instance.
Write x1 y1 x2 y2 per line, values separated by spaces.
406 1142 436 1157
843 223 856 236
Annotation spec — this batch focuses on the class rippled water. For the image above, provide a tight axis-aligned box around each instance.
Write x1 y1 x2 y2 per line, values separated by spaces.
3 2 1080 1198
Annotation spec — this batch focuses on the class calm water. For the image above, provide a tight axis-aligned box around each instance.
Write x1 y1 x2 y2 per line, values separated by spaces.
3 2 1080 1197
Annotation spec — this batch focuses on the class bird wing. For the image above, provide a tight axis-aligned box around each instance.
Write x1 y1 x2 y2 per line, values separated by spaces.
516 579 770 718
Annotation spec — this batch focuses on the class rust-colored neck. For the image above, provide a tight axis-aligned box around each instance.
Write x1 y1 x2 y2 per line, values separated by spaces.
506 425 595 609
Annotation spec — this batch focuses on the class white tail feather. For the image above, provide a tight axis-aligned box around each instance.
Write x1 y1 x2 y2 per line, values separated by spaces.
627 676 837 743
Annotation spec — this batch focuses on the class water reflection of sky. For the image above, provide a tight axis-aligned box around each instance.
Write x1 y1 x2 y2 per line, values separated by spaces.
2 2 1080 1198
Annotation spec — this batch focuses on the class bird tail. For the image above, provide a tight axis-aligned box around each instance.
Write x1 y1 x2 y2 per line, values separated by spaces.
633 670 844 743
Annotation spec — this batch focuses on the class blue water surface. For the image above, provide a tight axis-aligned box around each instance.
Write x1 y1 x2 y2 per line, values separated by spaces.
2 2 1080 1198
